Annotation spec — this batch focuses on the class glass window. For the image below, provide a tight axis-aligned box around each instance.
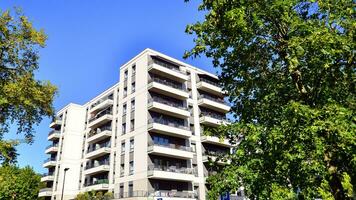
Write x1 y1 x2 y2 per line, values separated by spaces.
123 104 127 115
131 100 135 111
130 139 134 151
124 70 128 80
122 123 126 135
131 82 135 93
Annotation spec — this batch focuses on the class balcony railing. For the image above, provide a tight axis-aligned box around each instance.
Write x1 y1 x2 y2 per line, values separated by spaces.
91 95 113 109
200 112 226 120
115 190 197 199
199 77 220 87
149 142 193 152
148 77 186 91
39 188 53 193
148 98 187 110
85 160 110 170
88 109 113 123
148 164 196 175
42 172 54 177
43 157 57 164
203 150 229 157
148 118 189 130
88 126 112 138
48 130 60 136
46 143 59 149
149 59 186 75
87 143 111 153
84 179 109 186
199 94 228 105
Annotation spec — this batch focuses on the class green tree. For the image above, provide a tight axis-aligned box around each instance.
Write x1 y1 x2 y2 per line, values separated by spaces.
0 9 57 164
75 191 113 200
0 165 42 200
185 0 355 199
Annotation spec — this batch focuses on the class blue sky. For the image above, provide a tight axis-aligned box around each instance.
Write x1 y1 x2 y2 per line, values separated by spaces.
0 1 215 173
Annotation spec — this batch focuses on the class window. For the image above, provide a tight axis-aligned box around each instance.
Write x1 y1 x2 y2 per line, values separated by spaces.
130 119 135 132
120 163 124 177
123 87 127 97
122 123 126 135
119 184 124 197
130 139 134 152
132 65 136 75
131 82 135 93
123 104 127 115
121 141 125 154
131 99 135 111
124 70 128 80
129 161 134 175
128 182 133 197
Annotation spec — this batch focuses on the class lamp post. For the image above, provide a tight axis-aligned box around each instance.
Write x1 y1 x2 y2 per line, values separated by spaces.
61 168 70 200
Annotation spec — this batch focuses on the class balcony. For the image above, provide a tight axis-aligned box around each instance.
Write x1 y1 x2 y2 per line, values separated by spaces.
148 77 189 100
49 117 62 129
196 77 223 95
84 179 109 191
45 144 59 154
202 151 230 164
38 188 53 197
41 173 54 182
198 94 230 113
87 127 112 144
148 57 188 82
148 119 191 138
199 112 227 127
86 144 111 159
201 135 231 147
47 130 60 141
43 158 57 168
147 165 196 182
148 142 194 159
84 161 110 175
88 109 113 128
148 98 190 119
114 190 197 199
90 96 114 114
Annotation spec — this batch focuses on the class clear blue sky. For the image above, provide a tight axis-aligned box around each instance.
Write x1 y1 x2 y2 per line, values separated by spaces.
0 1 215 173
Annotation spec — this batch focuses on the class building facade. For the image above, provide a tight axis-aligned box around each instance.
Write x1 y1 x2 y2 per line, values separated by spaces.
39 49 235 200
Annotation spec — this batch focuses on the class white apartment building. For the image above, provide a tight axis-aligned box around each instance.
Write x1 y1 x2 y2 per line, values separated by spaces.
39 48 237 200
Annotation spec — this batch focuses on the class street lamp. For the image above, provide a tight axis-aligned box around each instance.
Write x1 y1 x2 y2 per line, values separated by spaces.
61 168 70 200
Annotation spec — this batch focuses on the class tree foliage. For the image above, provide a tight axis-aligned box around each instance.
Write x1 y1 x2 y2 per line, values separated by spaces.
0 9 57 164
185 0 355 199
0 165 42 200
75 191 113 200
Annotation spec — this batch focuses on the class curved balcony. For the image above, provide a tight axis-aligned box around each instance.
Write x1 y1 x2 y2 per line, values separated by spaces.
196 77 223 95
114 190 197 199
198 94 230 113
88 109 113 129
90 96 114 114
147 119 191 138
38 188 53 197
201 135 231 147
41 173 54 182
83 179 109 191
87 127 112 144
147 142 194 159
45 144 59 154
148 98 190 119
49 117 62 129
86 144 111 159
147 165 196 182
84 161 110 175
148 77 189 100
47 130 60 141
43 158 57 168
148 58 188 82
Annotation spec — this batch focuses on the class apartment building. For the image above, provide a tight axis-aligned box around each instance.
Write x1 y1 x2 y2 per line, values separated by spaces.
39 48 237 200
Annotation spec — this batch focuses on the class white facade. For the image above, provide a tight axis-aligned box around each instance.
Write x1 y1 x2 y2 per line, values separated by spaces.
39 49 239 200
